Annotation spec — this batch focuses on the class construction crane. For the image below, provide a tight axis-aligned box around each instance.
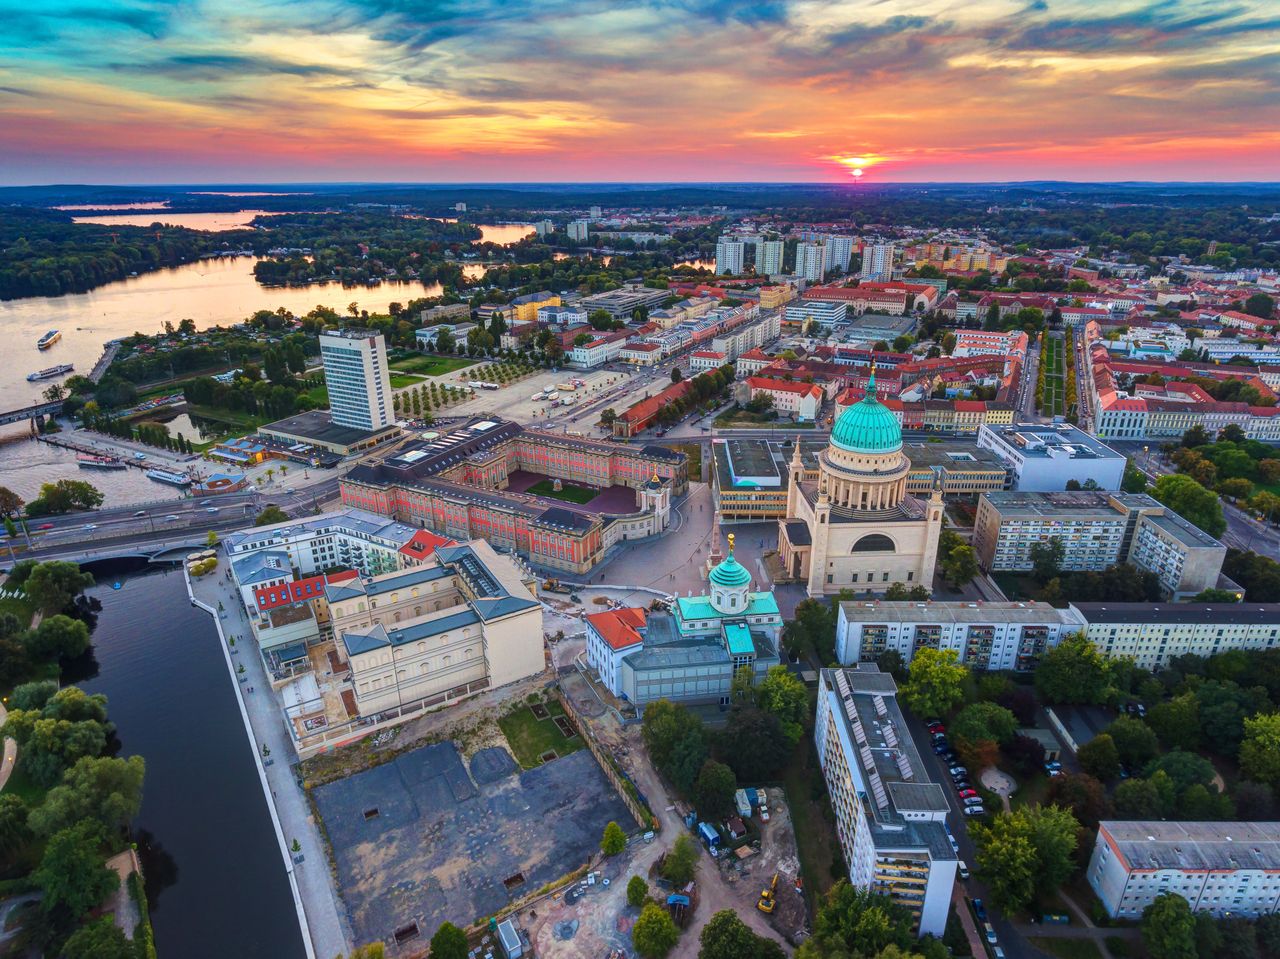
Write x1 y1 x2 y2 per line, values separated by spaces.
757 873 778 914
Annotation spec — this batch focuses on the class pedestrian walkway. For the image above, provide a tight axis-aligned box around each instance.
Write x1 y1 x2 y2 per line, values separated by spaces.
0 702 16 793
951 885 987 958
188 569 350 959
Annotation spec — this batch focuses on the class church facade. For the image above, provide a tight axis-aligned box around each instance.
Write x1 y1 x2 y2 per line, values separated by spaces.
778 369 944 597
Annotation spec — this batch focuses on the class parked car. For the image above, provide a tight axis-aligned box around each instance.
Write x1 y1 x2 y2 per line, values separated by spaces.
206 507 218 514
958 861 970 880
984 923 998 944
932 742 951 755
939 750 958 763
964 805 987 817
134 510 146 517
973 899 987 921
952 781 971 792
1046 768 1063 778
1044 760 1062 770
958 789 979 799
927 721 945 733
993 947 1006 959
963 796 985 807
949 766 967 777
931 731 947 741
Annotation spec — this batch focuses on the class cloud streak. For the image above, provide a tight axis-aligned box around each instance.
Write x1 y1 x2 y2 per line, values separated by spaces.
0 0 1277 182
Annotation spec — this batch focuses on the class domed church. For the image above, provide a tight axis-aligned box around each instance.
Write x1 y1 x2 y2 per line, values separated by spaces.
777 367 944 597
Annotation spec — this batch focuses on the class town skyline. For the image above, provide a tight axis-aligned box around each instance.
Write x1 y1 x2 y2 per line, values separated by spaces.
3 0 1279 185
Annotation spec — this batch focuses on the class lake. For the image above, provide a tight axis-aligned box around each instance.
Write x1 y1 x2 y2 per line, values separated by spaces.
72 211 299 232
76 565 307 959
0 258 449 410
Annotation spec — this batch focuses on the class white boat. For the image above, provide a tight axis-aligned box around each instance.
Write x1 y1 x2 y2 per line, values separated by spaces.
145 468 191 487
27 363 75 381
77 453 126 470
36 330 61 350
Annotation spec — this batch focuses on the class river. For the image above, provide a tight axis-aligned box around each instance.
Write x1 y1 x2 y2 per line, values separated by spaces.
75 564 306 959
0 438 193 505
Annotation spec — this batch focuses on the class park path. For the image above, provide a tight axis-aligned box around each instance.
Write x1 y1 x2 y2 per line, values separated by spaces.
0 702 15 794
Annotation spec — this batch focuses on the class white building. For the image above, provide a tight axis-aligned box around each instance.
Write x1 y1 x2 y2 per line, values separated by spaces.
569 334 626 368
755 238 784 275
319 329 394 431
951 330 1029 358
567 220 591 242
824 235 855 273
1074 603 1280 669
537 304 587 326
745 377 823 421
716 237 746 275
816 666 956 937
975 424 1127 492
785 299 847 330
690 350 728 373
533 219 555 237
1089 821 1280 920
835 600 1088 672
862 243 896 281
797 242 827 282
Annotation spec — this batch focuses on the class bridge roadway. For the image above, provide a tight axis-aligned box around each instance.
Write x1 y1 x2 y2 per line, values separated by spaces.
6 479 341 563
0 400 64 427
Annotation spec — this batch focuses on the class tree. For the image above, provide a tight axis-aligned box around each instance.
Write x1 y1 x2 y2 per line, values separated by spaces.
941 332 957 355
1114 776 1168 818
1152 473 1226 538
1144 749 1216 794
1191 587 1240 603
33 821 117 929
25 614 91 661
951 702 1018 746
694 760 737 819
661 835 699 885
1147 693 1202 750
1141 892 1197 959
717 705 790 780
602 820 627 856
1239 712 1280 786
1244 293 1275 320
642 700 703 770
901 648 967 718
60 917 135 959
1030 539 1065 583
757 665 808 743
941 544 978 588
0 485 23 517
0 793 30 853
29 755 145 838
1122 461 1149 493
1106 716 1160 770
799 883 914 959
428 921 468 959
254 505 289 526
1045 772 1109 826
1035 633 1108 704
1004 733 1048 777
698 909 785 959
633 902 679 958
1078 734 1121 780
971 818 1038 913
627 875 649 908
671 367 684 384
23 561 95 616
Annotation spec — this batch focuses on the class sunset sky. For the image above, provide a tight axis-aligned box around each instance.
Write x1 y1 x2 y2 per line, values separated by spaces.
2 0 1278 184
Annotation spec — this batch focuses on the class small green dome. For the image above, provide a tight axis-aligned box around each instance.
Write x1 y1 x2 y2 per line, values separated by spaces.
709 552 751 588
831 373 902 454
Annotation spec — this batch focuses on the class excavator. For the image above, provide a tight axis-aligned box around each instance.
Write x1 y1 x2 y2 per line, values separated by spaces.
757 872 778 914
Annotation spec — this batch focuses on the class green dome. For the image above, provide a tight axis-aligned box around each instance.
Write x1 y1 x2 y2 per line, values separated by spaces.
709 552 751 588
831 374 902 454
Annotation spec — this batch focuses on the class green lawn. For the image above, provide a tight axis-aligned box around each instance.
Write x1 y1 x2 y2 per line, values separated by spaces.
0 594 35 630
3 764 47 808
389 355 476 376
526 479 599 505
497 701 585 769
1029 938 1104 959
782 731 840 912
1010 770 1052 810
389 373 426 389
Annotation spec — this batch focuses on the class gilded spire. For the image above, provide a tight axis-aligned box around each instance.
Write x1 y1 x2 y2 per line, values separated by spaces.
727 532 735 556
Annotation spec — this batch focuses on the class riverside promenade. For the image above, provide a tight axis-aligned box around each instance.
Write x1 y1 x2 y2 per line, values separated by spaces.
188 568 351 959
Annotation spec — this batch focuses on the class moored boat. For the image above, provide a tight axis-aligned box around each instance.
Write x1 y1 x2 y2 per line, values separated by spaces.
145 468 192 487
27 363 75 382
77 453 127 470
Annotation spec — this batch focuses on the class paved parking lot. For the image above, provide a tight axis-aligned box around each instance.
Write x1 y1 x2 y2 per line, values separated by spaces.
313 741 632 952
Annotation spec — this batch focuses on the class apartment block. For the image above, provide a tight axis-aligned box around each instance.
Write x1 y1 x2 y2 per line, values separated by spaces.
319 329 393 431
815 666 956 936
973 491 1228 600
1075 603 1279 669
715 237 746 275
975 424 1126 492
1089 821 1280 919
835 600 1087 671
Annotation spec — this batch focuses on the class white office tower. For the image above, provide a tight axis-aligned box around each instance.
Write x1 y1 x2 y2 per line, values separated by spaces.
755 239 784 275
716 237 746 275
825 235 855 273
534 219 555 237
567 220 591 242
797 241 827 282
862 243 896 281
319 330 394 431
589 205 603 219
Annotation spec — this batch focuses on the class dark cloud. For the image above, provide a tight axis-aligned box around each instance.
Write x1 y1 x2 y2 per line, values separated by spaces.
135 53 360 80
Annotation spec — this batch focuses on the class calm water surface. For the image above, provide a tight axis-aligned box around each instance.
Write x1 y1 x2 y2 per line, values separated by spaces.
77 566 306 959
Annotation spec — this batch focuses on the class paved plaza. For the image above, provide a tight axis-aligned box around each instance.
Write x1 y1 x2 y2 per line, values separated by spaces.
313 742 632 952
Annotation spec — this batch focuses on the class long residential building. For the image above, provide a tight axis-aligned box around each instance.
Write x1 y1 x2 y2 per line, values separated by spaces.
1075 602 1278 669
836 600 1087 671
816 666 956 936
1089 821 1280 919
973 491 1229 601
339 418 685 573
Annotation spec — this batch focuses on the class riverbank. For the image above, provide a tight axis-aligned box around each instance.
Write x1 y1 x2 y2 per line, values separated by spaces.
187 566 350 959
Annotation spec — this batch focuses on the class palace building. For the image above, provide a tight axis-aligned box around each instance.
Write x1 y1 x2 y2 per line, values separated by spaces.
778 368 944 596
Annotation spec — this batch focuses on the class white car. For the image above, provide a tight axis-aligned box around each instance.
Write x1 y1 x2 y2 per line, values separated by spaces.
963 805 986 817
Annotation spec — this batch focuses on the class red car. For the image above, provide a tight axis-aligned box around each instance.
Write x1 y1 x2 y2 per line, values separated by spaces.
958 789 979 800
927 721 945 733
36 523 54 530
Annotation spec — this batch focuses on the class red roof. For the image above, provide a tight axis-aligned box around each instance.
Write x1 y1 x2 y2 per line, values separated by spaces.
254 570 358 611
954 400 986 412
399 529 457 561
692 350 727 359
747 376 823 398
587 608 646 650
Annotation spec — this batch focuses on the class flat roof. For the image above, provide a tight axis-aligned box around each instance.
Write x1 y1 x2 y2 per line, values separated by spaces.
1099 821 1280 871
261 410 397 448
981 423 1124 461
1074 603 1280 625
980 490 1157 520
840 599 1086 627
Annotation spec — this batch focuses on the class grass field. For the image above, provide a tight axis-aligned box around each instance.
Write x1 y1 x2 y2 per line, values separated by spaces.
497 701 585 769
389 373 426 389
1041 336 1068 417
0 594 35 630
1029 938 1105 959
527 479 598 504
389 355 476 377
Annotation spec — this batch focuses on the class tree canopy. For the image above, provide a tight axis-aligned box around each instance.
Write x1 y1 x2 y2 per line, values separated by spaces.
900 648 967 718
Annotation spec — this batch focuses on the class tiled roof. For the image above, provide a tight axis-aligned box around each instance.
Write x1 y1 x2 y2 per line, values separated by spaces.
586 607 647 650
